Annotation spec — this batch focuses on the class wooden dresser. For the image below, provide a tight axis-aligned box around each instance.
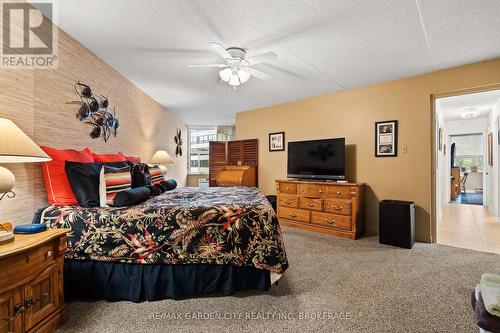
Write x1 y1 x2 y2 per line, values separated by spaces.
276 179 365 239
0 229 69 333
216 166 256 187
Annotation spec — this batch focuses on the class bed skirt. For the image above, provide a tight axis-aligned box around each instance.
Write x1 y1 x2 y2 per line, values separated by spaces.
64 260 271 302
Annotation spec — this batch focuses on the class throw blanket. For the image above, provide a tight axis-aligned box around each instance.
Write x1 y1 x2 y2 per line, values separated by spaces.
36 187 288 274
480 283 500 318
482 273 500 285
472 286 500 333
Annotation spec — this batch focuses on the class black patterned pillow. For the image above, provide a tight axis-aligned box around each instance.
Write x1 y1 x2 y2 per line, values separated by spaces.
130 162 152 188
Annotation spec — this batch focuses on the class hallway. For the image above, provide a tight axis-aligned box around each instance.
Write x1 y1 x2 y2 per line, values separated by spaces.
438 203 500 254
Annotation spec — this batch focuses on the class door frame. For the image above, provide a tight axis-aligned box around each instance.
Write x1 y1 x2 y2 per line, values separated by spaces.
430 83 500 243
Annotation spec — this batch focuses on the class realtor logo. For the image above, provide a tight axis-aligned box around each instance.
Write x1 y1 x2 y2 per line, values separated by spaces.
1 0 58 68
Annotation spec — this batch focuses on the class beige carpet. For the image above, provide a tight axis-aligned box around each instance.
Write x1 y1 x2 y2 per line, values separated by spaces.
56 227 500 333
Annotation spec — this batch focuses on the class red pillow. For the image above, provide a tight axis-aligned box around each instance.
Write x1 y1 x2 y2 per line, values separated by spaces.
92 151 127 162
125 155 141 163
41 146 94 205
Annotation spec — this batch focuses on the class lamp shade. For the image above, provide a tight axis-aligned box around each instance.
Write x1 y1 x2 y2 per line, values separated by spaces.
149 150 174 164
0 118 51 163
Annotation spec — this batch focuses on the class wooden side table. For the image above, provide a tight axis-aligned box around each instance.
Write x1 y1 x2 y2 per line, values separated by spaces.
0 229 70 333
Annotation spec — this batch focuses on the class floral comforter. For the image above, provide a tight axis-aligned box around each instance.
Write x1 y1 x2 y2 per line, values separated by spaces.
36 187 288 274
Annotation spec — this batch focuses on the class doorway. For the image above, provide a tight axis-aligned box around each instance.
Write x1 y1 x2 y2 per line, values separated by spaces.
434 89 500 253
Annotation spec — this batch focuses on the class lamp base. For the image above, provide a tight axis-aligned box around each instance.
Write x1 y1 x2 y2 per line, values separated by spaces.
158 165 168 175
0 166 15 193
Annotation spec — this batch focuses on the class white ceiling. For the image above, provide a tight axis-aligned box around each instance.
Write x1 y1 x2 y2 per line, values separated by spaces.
439 90 500 121
35 0 500 125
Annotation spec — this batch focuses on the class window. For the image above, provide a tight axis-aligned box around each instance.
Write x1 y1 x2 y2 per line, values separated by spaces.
188 126 235 174
188 126 214 174
451 134 483 172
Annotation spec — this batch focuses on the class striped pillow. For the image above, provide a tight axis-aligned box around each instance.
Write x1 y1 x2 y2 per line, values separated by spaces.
99 165 132 207
148 165 165 185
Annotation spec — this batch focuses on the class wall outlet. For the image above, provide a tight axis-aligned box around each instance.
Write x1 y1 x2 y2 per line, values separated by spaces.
402 145 408 154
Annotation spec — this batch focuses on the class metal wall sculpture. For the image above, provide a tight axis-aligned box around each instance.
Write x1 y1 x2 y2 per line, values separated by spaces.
174 128 183 157
70 82 119 142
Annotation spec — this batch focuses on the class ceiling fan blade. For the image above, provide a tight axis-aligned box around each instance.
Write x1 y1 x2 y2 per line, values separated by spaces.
210 42 232 60
248 68 271 80
186 64 229 68
247 52 277 65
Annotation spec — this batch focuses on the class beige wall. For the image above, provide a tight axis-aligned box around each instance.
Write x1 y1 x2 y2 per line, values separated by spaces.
236 59 500 242
0 25 187 225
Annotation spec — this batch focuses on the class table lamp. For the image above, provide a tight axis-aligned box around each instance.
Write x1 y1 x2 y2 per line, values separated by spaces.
0 118 51 244
149 150 174 174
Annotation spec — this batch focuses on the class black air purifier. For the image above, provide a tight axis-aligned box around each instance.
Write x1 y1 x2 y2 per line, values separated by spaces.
379 200 415 249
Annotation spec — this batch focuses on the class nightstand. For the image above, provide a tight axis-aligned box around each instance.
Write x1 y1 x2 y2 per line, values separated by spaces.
0 229 70 333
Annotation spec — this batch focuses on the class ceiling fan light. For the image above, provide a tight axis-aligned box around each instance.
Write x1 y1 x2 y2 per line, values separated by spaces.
237 68 250 83
219 68 232 82
228 73 240 86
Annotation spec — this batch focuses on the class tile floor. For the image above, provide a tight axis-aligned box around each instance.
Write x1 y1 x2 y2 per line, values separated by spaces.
438 203 500 254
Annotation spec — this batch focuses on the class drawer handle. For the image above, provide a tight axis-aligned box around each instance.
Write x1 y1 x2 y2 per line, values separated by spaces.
285 200 292 205
286 187 290 190
301 188 304 192
289 214 298 218
332 206 343 211
336 191 341 195
318 190 322 193
3 303 24 322
25 297 34 309
46 250 52 258
307 203 316 207
325 219 336 224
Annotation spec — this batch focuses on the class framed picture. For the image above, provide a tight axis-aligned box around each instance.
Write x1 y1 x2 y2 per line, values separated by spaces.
375 120 398 157
488 132 493 166
269 132 285 151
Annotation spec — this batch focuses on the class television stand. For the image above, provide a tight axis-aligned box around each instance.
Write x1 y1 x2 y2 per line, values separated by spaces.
275 179 365 239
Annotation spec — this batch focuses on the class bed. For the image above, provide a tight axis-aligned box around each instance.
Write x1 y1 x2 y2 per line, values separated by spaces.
34 186 288 301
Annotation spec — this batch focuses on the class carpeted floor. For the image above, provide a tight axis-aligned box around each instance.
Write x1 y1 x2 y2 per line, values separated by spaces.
56 227 500 333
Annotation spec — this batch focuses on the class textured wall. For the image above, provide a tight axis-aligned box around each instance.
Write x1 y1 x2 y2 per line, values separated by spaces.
0 27 187 225
236 59 500 242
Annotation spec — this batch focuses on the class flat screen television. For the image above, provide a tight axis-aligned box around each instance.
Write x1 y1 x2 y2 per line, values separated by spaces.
287 138 345 180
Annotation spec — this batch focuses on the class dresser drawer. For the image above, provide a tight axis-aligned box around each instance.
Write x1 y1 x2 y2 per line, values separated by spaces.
298 184 325 198
278 207 310 223
299 197 323 211
0 242 55 292
324 199 351 215
325 186 351 199
279 183 297 194
311 212 351 230
278 195 298 208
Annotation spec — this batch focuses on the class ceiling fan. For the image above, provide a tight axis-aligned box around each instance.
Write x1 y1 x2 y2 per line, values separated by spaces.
187 42 277 88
